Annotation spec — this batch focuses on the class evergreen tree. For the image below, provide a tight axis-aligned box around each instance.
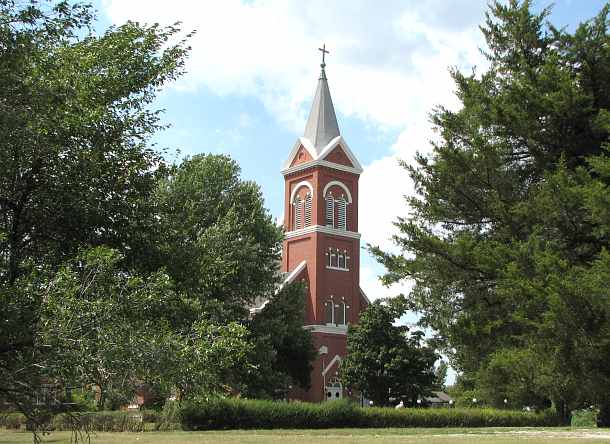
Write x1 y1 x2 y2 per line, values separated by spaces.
371 0 610 423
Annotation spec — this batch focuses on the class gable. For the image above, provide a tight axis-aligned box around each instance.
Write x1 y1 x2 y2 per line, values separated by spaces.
290 145 313 167
322 145 354 167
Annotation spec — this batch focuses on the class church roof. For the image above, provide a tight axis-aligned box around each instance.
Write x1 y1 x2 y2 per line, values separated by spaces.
303 66 340 154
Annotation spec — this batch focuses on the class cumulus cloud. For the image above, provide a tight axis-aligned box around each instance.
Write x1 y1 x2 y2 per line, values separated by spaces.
102 0 489 280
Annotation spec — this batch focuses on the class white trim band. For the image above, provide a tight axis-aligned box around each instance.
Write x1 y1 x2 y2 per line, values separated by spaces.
282 159 362 176
304 324 348 335
285 225 361 240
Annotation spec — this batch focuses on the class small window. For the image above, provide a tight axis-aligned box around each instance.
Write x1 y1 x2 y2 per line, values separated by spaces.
330 252 337 268
337 253 345 269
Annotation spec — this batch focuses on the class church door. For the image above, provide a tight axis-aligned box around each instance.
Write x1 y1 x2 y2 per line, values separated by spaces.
325 377 343 401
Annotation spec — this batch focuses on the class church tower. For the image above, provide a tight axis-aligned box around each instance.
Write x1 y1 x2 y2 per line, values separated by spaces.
281 47 369 402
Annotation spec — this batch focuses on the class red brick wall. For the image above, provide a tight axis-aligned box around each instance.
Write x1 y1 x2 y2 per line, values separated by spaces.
282 159 362 403
323 145 353 167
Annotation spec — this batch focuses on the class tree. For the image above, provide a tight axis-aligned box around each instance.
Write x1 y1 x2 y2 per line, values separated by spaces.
0 0 192 429
371 0 610 423
240 282 317 398
152 154 316 396
152 154 284 323
340 297 437 407
40 248 251 407
0 1 190 285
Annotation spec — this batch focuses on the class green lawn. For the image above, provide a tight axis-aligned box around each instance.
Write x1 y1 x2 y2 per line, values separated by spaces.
2 428 610 444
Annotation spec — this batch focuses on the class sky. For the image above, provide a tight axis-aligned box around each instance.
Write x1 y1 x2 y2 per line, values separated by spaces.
94 0 607 321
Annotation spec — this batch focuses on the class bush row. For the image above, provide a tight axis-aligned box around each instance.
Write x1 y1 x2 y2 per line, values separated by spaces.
180 398 562 430
0 413 27 430
0 411 177 432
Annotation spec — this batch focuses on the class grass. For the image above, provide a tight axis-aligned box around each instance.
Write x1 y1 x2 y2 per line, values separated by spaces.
2 428 610 444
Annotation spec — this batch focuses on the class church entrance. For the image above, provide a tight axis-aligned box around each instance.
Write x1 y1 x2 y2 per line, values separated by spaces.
325 377 343 401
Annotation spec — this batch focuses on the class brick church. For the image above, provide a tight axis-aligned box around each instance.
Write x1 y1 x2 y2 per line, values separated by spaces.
265 49 370 402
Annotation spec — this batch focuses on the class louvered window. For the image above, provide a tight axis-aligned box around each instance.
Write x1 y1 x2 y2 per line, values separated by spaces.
304 194 312 227
325 195 334 227
294 196 302 230
337 198 347 230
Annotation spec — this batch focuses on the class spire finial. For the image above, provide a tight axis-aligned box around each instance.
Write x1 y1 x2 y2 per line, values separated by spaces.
318 44 329 79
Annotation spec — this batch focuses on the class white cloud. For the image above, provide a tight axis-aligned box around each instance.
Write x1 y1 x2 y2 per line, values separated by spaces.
102 0 488 283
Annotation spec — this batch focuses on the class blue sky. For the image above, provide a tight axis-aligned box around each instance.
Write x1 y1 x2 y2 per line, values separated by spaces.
94 0 607 313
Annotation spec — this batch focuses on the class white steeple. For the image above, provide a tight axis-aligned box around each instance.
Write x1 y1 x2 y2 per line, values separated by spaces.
303 46 340 154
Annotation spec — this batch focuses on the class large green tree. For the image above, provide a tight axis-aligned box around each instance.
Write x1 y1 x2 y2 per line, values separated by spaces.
153 154 316 396
0 1 189 284
372 0 610 423
0 0 233 429
240 282 317 398
152 154 284 322
340 298 437 407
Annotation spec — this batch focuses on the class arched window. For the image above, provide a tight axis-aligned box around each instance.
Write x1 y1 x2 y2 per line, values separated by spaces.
304 193 312 227
326 248 350 271
293 196 302 230
325 194 334 227
337 251 346 269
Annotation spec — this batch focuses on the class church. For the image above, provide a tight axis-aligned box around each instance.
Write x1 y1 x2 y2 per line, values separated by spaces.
257 48 370 403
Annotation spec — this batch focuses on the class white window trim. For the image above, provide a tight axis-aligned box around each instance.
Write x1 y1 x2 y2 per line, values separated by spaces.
326 265 349 272
323 180 353 203
289 180 314 204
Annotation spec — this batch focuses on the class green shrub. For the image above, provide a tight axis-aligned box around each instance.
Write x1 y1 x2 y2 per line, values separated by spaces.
52 411 144 432
0 413 27 430
142 410 161 424
152 400 182 431
571 408 598 427
180 398 561 430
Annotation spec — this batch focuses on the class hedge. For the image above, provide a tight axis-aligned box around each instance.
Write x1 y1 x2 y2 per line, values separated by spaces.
0 413 27 430
180 398 562 430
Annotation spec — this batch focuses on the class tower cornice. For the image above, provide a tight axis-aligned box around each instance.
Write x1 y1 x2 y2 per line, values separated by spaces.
284 224 361 240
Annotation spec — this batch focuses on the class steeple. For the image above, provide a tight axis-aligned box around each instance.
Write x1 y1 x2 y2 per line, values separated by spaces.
303 45 340 153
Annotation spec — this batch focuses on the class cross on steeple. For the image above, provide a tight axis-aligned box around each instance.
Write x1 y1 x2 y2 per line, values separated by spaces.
318 44 329 68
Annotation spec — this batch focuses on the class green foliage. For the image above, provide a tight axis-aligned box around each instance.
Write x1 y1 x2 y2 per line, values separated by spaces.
370 0 610 424
0 1 189 284
0 413 27 430
68 388 98 412
571 408 598 428
180 398 561 430
153 154 284 322
52 411 145 432
239 282 316 398
476 348 550 410
155 400 182 431
0 0 193 429
341 297 437 407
